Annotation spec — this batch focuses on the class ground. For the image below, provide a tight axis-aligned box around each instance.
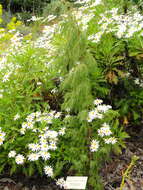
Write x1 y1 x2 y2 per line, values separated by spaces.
102 126 143 190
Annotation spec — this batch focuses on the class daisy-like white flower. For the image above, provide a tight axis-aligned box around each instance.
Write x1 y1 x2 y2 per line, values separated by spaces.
0 131 6 138
39 136 47 143
39 151 51 160
44 166 53 177
35 111 41 118
28 143 40 152
104 137 117 144
0 131 6 145
26 122 34 129
97 104 112 113
87 109 103 122
90 140 99 152
26 114 35 122
56 178 67 188
14 114 20 121
54 112 61 118
93 99 103 105
20 128 26 135
87 110 98 122
58 127 66 135
98 123 112 137
22 122 27 129
40 143 49 151
15 154 25 164
8 150 16 158
45 130 58 139
49 142 57 150
28 153 39 161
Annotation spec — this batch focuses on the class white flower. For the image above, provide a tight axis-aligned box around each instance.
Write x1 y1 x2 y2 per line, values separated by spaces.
49 142 57 150
65 114 70 119
0 131 6 145
28 153 39 161
104 137 117 144
134 78 140 85
93 99 103 105
88 32 103 43
27 16 43 22
90 140 99 152
35 111 41 118
40 143 49 151
98 123 112 137
15 154 25 164
20 128 26 135
56 178 67 188
2 72 11 82
28 143 40 152
97 104 112 113
0 131 6 138
26 114 35 122
39 151 51 160
45 130 58 139
44 166 53 177
26 122 34 129
37 82 42 86
87 109 103 122
14 114 20 121
51 88 58 94
58 127 66 135
22 122 27 129
54 112 61 118
94 0 102 5
0 137 4 145
8 150 16 158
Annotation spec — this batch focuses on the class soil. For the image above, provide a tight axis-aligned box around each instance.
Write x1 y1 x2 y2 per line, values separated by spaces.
0 126 142 190
101 126 143 190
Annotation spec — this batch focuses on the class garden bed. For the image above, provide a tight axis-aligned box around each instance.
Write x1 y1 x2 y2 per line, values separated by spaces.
0 127 143 190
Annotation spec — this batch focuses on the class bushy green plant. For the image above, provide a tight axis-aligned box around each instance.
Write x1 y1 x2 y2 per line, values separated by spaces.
42 0 71 17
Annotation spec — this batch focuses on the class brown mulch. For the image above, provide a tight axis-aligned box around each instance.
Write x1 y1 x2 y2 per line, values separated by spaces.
0 176 60 190
101 126 143 190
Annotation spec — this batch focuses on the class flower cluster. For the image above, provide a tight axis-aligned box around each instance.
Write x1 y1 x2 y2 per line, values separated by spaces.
87 99 112 122
20 111 62 134
90 122 117 152
73 0 102 31
90 139 99 152
8 110 66 177
27 16 44 22
88 6 143 43
88 99 117 152
34 23 58 54
98 123 112 137
8 151 25 164
104 137 117 144
72 0 143 43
